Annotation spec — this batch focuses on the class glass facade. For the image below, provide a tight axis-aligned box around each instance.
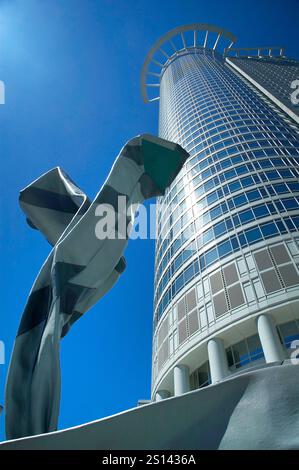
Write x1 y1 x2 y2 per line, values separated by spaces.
155 49 299 327
143 27 299 397
227 55 299 121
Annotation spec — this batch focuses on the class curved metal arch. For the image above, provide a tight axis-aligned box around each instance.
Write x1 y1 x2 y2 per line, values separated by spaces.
141 23 237 103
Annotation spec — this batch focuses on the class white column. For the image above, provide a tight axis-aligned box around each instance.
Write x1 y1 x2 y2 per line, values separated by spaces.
257 314 285 363
207 337 229 384
155 390 170 401
173 364 190 396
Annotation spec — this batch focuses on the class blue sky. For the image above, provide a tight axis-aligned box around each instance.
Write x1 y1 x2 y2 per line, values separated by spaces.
0 0 298 441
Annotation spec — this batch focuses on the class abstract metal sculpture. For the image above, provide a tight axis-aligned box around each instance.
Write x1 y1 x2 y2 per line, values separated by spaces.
5 134 188 439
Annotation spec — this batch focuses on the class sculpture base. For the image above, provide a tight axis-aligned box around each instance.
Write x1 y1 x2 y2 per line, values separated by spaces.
1 361 299 450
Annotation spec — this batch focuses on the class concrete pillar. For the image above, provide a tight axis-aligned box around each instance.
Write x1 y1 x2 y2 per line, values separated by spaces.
207 337 230 384
173 364 190 396
155 390 170 402
257 314 285 363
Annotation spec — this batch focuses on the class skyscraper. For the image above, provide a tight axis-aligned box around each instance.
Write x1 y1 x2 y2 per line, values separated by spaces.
141 24 299 401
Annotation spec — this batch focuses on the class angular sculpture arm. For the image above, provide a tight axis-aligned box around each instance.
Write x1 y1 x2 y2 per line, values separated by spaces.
5 134 189 439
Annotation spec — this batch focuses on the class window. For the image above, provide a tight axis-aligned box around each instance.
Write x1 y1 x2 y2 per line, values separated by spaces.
247 335 264 361
241 176 254 187
203 228 213 244
218 240 232 258
276 220 287 234
207 191 217 205
205 248 218 266
245 227 262 244
226 334 265 370
184 264 195 283
277 320 299 349
253 205 269 218
266 170 280 180
229 181 241 193
214 221 227 237
288 182 299 192
274 183 288 194
211 205 222 220
259 160 273 169
283 199 299 210
231 340 250 367
260 222 279 238
239 209 254 224
247 189 260 201
190 361 211 390
175 273 184 292
234 194 247 207
279 169 293 178
236 165 248 175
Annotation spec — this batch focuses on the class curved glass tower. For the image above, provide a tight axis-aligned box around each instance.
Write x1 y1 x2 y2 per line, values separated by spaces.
141 24 299 400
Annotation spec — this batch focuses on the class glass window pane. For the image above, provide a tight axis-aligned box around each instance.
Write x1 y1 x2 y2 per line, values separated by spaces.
234 194 247 207
245 227 262 244
239 209 254 223
253 205 269 218
247 189 260 201
218 240 232 258
205 248 218 266
260 222 279 238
